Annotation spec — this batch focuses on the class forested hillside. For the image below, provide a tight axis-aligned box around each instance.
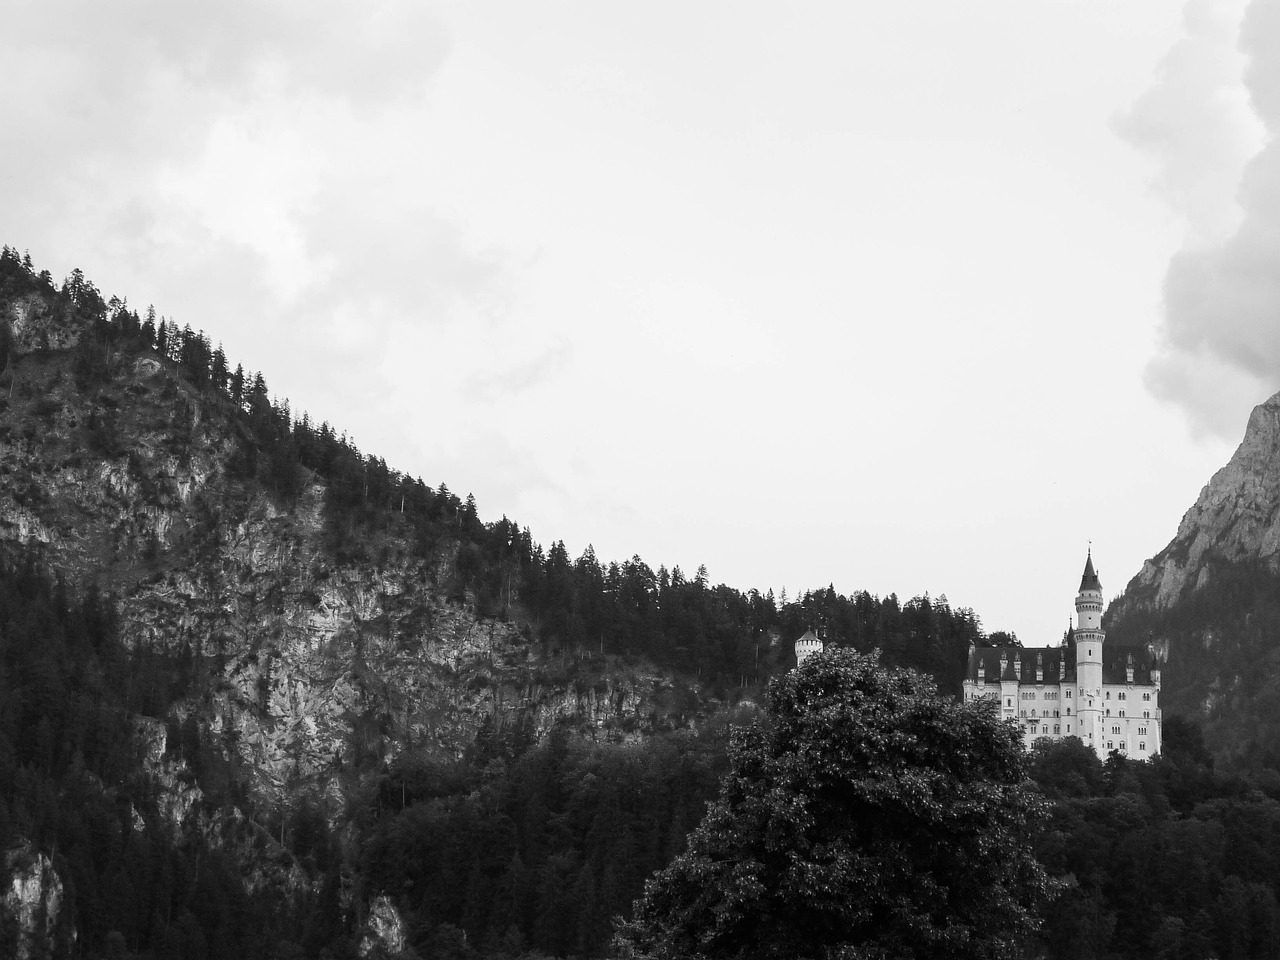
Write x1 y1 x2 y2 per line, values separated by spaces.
0 250 995 957
0 549 301 958
1108 558 1280 770
1104 390 1280 770
0 246 988 697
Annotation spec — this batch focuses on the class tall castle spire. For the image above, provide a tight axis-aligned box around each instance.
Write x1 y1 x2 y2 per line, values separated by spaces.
1079 548 1101 593
1074 548 1105 751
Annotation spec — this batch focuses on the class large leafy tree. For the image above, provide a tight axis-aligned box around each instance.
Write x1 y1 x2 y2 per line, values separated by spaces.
616 649 1056 960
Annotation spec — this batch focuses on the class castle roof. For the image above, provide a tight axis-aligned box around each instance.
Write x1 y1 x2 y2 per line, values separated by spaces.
967 646 1074 684
1079 551 1101 592
796 629 820 646
965 643 1158 686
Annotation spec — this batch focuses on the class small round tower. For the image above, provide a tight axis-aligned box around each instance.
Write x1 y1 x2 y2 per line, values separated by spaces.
795 629 823 668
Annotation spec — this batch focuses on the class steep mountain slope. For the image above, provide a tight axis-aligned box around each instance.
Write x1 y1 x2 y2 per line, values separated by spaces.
0 250 989 957
1109 390 1280 766
1122 393 1280 606
0 276 712 816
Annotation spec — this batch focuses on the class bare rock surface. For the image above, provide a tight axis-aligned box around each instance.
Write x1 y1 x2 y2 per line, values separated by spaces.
3 843 75 960
1121 391 1280 609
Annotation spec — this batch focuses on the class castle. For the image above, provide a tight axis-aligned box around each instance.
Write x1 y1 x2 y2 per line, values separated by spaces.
793 552 1163 760
962 552 1162 759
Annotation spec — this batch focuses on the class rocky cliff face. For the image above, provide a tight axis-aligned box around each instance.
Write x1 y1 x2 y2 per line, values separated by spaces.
4 292 83 353
1109 391 1280 765
0 325 717 818
1120 391 1280 610
2 844 75 960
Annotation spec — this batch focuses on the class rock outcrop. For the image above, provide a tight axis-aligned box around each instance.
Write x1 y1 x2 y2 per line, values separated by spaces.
1120 391 1280 609
358 896 408 957
5 294 82 353
2 843 75 960
1107 390 1280 765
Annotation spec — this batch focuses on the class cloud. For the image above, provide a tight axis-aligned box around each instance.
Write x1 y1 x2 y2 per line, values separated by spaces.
1121 0 1280 436
1114 0 1260 241
461 340 574 404
0 0 512 448
0 0 456 271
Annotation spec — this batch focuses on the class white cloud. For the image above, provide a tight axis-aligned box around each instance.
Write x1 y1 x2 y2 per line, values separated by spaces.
1122 0 1280 436
1115 0 1261 242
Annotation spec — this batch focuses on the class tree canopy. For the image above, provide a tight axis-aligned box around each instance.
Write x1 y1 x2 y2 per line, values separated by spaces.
616 649 1055 960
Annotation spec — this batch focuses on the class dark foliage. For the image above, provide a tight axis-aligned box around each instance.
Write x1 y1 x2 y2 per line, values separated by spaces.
0 546 337 959
617 650 1055 960
359 724 734 958
1031 734 1280 960
1107 556 1280 768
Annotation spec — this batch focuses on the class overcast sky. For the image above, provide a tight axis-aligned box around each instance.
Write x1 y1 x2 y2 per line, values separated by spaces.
5 1 1274 644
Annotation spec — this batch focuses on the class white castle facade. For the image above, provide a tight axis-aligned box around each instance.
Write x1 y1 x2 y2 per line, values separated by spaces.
962 552 1162 760
793 553 1163 760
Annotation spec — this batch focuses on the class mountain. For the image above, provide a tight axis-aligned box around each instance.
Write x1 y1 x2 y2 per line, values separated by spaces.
0 249 987 959
1108 390 1280 767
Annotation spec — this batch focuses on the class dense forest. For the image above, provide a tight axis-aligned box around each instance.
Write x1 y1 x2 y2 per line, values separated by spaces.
1033 728 1280 960
1107 557 1280 770
9 542 1280 960
0 548 313 959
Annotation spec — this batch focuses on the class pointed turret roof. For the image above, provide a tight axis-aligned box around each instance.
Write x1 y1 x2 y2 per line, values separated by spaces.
1079 550 1101 592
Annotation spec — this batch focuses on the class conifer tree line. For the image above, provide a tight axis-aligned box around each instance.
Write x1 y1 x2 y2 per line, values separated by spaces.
0 246 988 697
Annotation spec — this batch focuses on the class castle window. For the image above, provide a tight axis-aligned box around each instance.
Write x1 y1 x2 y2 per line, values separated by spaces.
1143 693 1151 701
1020 710 1026 717
1066 690 1072 699
1139 742 1146 751
1143 711 1149 719
1118 692 1126 700
1107 741 1114 750
1066 724 1071 732
1138 727 1147 736
1054 725 1060 734
1031 710 1037 718
1106 691 1111 699
1105 709 1110 716
1066 708 1071 716
1007 699 1012 707
1119 710 1125 717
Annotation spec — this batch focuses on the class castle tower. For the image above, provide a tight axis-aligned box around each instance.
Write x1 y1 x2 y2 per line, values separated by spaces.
1073 550 1104 750
795 629 823 668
